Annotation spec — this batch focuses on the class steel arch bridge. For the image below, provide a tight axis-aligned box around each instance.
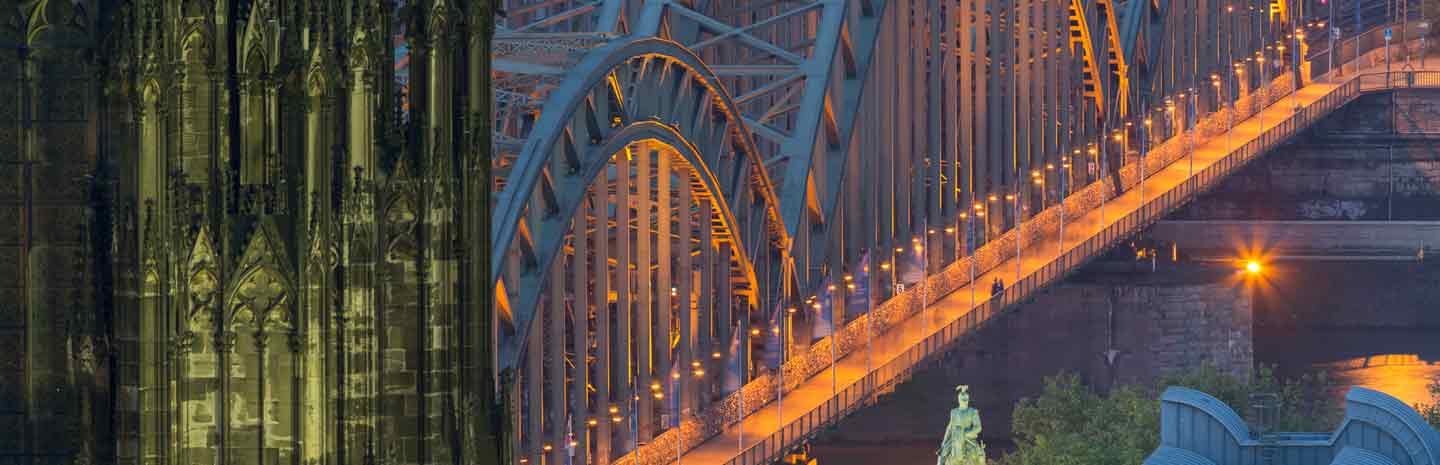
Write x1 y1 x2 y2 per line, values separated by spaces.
488 1 1424 464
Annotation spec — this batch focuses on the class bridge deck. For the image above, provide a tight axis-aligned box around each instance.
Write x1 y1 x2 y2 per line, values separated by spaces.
678 64 1440 465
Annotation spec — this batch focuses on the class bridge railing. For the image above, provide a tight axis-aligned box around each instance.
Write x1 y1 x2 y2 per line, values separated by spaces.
716 71 1440 465
1357 70 1440 90
1305 19 1433 82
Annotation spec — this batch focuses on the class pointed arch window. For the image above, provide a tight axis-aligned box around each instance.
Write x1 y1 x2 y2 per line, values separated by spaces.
241 46 272 186
180 28 215 184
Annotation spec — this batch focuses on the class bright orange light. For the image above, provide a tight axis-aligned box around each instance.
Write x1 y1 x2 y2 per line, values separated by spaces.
1245 261 1262 274
751 328 761 336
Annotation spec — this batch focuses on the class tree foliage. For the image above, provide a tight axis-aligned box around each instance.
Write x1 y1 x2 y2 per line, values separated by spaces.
998 364 1340 465
1419 376 1440 429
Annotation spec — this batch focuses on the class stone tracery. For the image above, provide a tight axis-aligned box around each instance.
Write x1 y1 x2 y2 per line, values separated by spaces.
0 2 499 465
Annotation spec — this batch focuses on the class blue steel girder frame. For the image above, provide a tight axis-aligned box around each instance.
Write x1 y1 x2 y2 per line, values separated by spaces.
635 0 884 296
487 1 1313 464
489 36 794 374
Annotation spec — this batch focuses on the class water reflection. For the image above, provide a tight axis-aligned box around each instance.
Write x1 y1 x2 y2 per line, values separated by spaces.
1319 361 1440 408
1260 328 1440 412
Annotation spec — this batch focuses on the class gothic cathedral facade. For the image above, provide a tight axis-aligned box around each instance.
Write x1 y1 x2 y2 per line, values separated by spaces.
0 1 501 465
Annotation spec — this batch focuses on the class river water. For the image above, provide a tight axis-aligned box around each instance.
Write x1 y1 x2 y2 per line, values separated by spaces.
1256 326 1440 410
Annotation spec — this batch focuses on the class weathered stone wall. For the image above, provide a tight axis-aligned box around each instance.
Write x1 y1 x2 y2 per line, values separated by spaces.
807 266 1253 446
1171 90 1440 221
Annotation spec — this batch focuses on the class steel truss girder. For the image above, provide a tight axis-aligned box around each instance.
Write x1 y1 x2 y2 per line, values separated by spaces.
500 0 628 34
490 37 794 374
636 0 886 298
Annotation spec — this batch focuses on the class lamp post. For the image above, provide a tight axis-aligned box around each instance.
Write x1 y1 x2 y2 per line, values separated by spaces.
1293 28 1304 112
1091 145 1103 225
1188 88 1197 178
1228 4 1237 87
1164 98 1177 173
1059 155 1070 256
1327 0 1335 79
987 193 998 245
1036 169 1048 209
968 206 979 310
1114 128 1126 169
865 251 872 375
1233 63 1244 150
1257 52 1266 132
919 226 930 334
1141 114 1151 204
1008 191 1020 285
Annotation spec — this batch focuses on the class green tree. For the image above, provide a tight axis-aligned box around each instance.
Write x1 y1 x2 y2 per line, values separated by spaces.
1419 376 1440 428
999 364 1340 465
999 375 1159 465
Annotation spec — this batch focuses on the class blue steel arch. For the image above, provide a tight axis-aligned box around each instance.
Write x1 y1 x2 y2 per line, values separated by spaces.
491 37 795 373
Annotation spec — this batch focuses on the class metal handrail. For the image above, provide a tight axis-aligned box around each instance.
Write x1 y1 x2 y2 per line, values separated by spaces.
716 71 1440 465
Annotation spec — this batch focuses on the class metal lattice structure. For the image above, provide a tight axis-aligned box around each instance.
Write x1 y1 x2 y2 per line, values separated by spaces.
488 1 1417 465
